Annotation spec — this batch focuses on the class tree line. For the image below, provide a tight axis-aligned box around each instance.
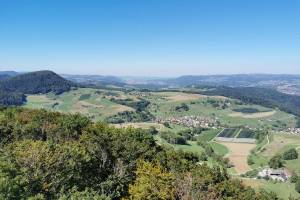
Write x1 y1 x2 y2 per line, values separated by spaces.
0 107 283 199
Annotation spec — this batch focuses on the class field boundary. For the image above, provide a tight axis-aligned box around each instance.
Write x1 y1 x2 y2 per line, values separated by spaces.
216 137 256 144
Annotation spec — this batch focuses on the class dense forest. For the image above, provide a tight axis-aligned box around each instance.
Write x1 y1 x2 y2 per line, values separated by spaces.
0 71 74 106
199 86 300 117
0 107 281 199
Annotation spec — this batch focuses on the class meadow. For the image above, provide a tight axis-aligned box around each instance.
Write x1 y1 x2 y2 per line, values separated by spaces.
242 178 300 199
24 88 136 121
250 133 300 174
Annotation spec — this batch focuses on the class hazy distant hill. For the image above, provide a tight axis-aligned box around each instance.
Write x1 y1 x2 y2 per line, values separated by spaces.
199 85 300 117
165 74 300 87
0 71 19 77
61 74 125 87
127 74 300 95
0 71 19 80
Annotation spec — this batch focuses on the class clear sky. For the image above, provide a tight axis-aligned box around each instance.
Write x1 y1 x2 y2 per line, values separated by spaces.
0 0 300 76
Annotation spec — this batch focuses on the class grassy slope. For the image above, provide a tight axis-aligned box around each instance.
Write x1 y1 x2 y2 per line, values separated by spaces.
242 179 300 199
250 133 300 173
24 88 136 121
25 89 297 130
147 92 296 130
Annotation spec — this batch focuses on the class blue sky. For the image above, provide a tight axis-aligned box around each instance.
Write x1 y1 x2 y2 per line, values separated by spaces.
0 0 299 76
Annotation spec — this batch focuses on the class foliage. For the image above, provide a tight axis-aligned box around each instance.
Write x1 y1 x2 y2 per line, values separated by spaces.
148 126 158 135
283 148 299 160
241 169 259 178
0 90 25 106
160 131 187 145
296 179 300 193
58 187 111 200
269 154 285 169
175 103 189 112
110 98 150 112
126 160 176 200
0 152 28 200
0 107 281 199
106 110 154 124
1 70 74 95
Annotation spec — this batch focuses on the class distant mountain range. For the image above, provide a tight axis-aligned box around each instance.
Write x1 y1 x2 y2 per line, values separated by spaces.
165 74 300 87
124 74 300 95
61 74 125 87
1 71 300 95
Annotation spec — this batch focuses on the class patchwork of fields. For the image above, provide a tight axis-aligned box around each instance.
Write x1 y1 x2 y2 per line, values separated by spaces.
146 91 297 130
216 128 257 143
23 88 300 198
25 89 297 130
24 88 137 121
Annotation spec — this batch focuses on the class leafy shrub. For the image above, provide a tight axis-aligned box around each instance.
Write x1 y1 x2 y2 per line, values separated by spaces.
269 154 285 169
282 148 298 160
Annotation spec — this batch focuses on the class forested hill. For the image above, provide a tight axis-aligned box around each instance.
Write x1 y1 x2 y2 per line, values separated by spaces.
200 86 300 117
0 70 75 106
0 70 74 94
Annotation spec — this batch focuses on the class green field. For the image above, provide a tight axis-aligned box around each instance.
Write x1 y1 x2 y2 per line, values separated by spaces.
249 133 300 174
218 128 239 137
196 128 221 142
242 178 300 199
24 88 136 121
210 142 229 156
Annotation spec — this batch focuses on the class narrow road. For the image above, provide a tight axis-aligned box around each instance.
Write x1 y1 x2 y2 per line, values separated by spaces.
257 134 269 154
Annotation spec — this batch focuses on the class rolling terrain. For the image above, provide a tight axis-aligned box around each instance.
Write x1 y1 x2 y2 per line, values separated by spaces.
1 70 300 198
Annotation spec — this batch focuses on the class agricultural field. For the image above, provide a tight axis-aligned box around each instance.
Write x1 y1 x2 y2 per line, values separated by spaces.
215 128 257 144
237 128 257 139
24 88 137 121
242 178 300 199
25 89 297 131
23 87 300 198
220 141 256 174
218 128 239 138
195 128 221 142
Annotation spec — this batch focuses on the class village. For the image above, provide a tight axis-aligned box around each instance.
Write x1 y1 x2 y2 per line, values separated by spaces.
283 128 300 135
156 115 218 128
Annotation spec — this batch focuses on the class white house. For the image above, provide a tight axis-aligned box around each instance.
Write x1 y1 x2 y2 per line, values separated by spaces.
258 168 290 182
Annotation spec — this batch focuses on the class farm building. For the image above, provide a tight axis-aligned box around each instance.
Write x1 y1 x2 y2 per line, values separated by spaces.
258 168 290 182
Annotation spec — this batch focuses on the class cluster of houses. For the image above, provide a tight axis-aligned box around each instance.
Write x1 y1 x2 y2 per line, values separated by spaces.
157 115 217 128
258 168 291 182
283 128 300 135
